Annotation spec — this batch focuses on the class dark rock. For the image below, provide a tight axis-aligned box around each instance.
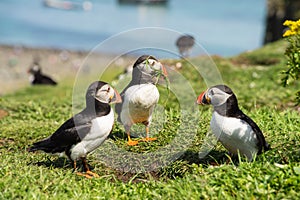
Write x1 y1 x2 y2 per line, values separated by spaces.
264 0 300 44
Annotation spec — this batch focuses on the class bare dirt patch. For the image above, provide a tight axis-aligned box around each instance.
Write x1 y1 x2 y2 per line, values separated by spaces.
0 109 8 119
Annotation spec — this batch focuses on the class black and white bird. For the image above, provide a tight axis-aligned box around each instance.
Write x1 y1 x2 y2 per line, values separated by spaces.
196 85 270 161
115 55 167 146
176 34 195 58
28 62 57 85
28 81 121 178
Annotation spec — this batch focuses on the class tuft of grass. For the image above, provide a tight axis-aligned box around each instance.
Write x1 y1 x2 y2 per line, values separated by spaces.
1 41 300 199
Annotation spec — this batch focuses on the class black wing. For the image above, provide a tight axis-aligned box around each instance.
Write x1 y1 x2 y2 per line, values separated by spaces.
237 110 270 154
51 119 89 143
115 86 128 122
115 101 123 123
28 110 92 153
115 79 140 122
41 75 57 85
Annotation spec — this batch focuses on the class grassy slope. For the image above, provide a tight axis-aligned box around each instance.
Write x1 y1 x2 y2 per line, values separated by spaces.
0 40 299 199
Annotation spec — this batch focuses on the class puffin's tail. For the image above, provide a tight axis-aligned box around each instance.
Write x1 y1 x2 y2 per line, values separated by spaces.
27 137 56 153
264 141 271 152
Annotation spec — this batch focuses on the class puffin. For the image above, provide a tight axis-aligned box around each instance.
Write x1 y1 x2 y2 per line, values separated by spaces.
28 62 57 85
175 34 195 58
115 55 167 146
28 81 122 178
196 85 270 161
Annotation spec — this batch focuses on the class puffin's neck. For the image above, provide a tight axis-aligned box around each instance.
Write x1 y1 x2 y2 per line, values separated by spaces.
213 100 240 117
86 99 111 117
131 68 156 85
33 71 42 77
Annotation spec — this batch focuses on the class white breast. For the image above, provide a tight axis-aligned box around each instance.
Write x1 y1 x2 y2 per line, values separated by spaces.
70 108 114 161
211 111 259 160
120 84 159 126
29 75 35 83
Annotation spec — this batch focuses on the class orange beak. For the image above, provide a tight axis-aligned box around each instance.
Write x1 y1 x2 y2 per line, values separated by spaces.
196 90 210 105
110 89 122 104
162 65 168 77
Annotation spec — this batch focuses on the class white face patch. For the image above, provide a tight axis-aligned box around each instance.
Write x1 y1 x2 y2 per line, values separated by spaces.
138 58 162 74
33 65 40 72
208 87 232 106
95 84 114 103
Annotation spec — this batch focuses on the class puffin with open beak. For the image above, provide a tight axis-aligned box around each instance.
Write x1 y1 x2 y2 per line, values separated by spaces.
115 55 167 146
197 85 270 161
28 81 121 178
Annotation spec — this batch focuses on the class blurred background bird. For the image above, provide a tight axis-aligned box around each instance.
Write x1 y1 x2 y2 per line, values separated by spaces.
28 61 57 85
28 81 121 178
115 55 167 146
196 85 270 161
176 34 195 58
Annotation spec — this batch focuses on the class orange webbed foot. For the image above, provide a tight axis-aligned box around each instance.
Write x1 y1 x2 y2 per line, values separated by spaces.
76 172 93 179
76 171 99 178
127 139 139 146
140 137 157 142
86 170 99 178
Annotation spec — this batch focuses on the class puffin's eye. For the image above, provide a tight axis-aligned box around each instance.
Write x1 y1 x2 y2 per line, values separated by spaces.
99 86 110 93
210 90 214 95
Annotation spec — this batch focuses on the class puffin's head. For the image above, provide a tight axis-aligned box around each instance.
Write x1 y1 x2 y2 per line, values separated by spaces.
132 55 167 82
176 34 195 48
196 85 236 107
28 63 41 75
86 81 122 104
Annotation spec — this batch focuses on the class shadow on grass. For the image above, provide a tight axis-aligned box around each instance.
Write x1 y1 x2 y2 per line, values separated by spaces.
30 156 95 172
108 130 140 141
32 157 71 169
179 149 229 166
108 130 127 141
178 149 257 166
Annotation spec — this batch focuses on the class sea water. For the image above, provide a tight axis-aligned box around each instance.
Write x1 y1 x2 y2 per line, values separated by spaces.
0 0 266 57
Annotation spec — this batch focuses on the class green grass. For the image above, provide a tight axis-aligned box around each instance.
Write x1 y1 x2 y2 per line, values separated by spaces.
1 41 300 199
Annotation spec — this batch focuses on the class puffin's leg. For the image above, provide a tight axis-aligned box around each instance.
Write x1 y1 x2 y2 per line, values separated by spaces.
73 160 77 171
82 157 99 178
140 122 157 142
75 158 98 178
125 125 138 146
73 159 91 178
67 151 92 178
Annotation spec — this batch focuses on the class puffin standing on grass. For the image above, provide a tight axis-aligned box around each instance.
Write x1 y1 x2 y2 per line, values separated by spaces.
28 62 57 85
28 81 122 178
196 85 270 161
115 55 167 146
